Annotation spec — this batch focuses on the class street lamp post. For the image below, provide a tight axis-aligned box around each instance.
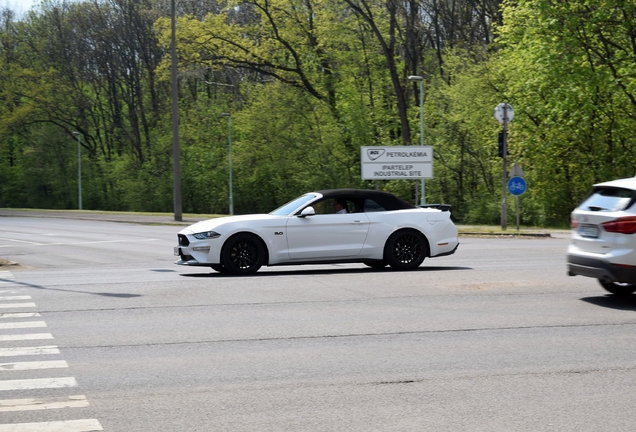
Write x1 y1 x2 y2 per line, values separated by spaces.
220 113 234 215
170 0 182 222
72 132 82 210
408 75 425 205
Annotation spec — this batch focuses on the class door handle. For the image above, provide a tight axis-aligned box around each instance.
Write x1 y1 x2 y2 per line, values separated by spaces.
350 220 366 224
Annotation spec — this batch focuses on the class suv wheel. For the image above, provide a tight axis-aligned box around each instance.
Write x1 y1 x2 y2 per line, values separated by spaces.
599 280 636 296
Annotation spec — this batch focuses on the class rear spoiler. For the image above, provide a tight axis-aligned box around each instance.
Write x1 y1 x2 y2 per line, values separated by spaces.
418 203 452 212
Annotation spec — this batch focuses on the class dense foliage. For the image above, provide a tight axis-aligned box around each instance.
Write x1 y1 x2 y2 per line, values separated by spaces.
0 0 634 227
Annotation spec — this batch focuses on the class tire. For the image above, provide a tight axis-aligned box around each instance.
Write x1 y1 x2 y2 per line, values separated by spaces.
599 280 636 296
384 229 428 270
363 260 387 269
221 234 265 275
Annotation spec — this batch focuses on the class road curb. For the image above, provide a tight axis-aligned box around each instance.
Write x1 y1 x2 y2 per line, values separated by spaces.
460 232 551 238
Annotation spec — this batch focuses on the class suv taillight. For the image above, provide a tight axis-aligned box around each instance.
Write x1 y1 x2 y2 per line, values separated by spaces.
602 216 636 234
571 218 579 229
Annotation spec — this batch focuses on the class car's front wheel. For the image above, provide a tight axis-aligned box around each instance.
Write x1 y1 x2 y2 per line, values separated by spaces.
599 280 636 296
221 234 265 275
384 229 427 270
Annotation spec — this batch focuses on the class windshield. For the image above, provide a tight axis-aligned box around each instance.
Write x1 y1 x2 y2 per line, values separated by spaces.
579 187 636 212
269 193 320 216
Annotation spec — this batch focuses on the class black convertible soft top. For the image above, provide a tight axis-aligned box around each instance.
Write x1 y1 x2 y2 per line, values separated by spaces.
315 189 416 211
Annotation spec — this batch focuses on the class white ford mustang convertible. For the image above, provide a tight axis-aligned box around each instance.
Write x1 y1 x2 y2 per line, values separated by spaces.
174 189 459 275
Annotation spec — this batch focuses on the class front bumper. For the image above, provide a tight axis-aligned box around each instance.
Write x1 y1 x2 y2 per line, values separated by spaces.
567 254 636 284
174 233 221 266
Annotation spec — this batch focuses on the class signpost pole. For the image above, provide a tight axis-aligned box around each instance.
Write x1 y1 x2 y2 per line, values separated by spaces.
408 75 425 205
494 103 514 231
418 79 425 205
501 106 508 230
72 132 82 210
516 195 520 231
507 171 526 231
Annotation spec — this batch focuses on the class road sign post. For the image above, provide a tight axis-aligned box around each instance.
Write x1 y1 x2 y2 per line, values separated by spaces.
360 146 433 181
494 103 514 230
508 175 526 231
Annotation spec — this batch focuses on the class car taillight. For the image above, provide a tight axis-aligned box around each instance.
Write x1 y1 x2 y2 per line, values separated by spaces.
571 218 579 229
602 216 636 234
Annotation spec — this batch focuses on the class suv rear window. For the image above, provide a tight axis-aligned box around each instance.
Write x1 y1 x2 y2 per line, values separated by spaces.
579 187 636 212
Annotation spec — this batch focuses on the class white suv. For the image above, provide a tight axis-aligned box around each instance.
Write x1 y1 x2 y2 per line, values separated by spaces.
568 176 636 295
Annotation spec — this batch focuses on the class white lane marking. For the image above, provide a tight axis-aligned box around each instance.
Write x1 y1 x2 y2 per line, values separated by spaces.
0 361 68 371
0 297 31 301
0 395 87 412
0 418 103 431
0 322 46 330
0 334 53 342
0 314 41 319
0 272 15 279
0 304 36 309
0 346 60 357
0 238 158 248
0 377 77 391
0 238 41 245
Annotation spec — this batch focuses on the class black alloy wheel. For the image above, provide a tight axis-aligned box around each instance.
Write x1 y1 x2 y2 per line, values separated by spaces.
221 234 265 275
385 229 427 270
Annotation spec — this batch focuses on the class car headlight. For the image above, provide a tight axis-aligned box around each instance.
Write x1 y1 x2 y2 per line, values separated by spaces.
193 231 221 240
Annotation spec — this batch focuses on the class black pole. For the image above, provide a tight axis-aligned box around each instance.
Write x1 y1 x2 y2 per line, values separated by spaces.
501 106 508 230
171 0 182 221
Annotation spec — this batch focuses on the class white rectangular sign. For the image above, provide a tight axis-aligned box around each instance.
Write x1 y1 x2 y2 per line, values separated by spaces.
360 146 433 180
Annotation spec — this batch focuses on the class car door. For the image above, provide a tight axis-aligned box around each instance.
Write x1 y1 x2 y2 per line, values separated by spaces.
285 212 370 260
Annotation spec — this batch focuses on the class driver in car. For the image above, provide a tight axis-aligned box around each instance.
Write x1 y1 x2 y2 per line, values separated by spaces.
333 199 348 214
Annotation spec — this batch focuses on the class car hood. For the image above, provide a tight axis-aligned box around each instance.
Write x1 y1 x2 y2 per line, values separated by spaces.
179 214 280 234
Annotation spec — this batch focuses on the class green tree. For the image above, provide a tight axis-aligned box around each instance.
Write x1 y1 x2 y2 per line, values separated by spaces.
496 0 636 225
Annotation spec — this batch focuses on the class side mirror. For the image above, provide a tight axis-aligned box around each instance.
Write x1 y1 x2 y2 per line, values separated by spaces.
298 206 315 218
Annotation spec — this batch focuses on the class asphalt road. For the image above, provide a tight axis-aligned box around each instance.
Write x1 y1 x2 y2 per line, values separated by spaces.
1 215 635 431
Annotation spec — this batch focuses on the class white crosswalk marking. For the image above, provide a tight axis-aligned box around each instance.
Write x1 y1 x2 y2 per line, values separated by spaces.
0 377 77 391
0 395 88 412
0 322 47 330
0 314 41 319
0 272 15 280
0 419 103 431
0 334 54 342
0 361 68 371
0 270 102 431
0 346 60 357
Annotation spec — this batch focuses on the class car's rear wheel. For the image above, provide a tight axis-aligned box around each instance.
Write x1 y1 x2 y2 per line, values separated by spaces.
221 234 265 275
599 280 636 296
384 229 427 270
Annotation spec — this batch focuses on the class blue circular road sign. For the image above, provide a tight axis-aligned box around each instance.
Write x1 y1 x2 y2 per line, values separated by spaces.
508 176 527 196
